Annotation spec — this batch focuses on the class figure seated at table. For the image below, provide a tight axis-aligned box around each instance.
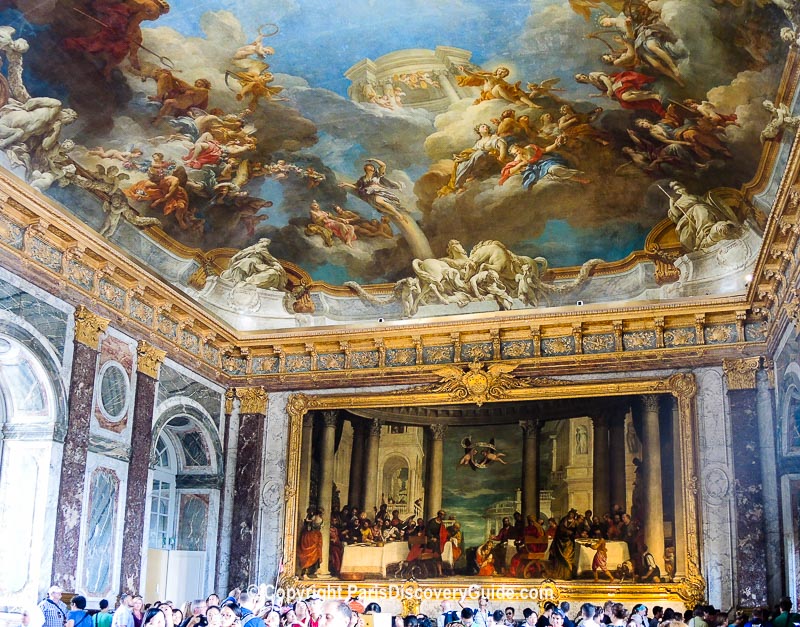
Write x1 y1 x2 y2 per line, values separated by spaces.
397 530 443 578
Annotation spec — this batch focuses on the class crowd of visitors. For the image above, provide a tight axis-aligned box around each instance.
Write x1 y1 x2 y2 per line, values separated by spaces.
23 584 800 627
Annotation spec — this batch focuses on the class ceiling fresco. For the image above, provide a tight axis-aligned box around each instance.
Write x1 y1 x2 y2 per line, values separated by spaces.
0 0 794 328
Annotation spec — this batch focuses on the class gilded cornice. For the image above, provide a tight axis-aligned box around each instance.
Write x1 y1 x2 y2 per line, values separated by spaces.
0 165 778 388
73 304 110 350
136 340 166 379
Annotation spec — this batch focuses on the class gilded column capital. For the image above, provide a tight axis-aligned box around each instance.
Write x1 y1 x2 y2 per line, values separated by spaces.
235 386 268 414
322 410 339 428
136 340 166 378
73 305 110 350
722 357 761 390
430 423 447 440
224 388 235 415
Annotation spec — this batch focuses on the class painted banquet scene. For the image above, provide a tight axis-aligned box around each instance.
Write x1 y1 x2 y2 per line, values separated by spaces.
1 0 800 627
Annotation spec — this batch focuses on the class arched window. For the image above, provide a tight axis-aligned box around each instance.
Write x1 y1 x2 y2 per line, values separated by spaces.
0 335 54 422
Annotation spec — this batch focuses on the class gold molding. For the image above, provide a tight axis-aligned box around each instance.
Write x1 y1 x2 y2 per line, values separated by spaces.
235 386 268 414
73 304 110 350
136 340 166 378
722 357 761 390
282 372 705 606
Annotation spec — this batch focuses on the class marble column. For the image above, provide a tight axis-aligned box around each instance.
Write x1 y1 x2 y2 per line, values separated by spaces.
426 424 447 520
592 414 611 517
297 414 314 519
640 394 665 573
520 420 539 520
51 306 109 590
609 415 627 512
362 419 382 514
228 387 268 589
348 419 365 509
120 340 165 593
723 357 768 607
317 411 338 577
756 366 782 605
217 390 239 593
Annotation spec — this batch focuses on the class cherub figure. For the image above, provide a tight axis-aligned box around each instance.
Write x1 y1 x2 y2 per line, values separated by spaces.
458 437 481 471
457 65 540 108
480 438 508 465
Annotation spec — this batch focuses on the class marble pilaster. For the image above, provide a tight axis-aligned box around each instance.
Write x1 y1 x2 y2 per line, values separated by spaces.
317 411 338 576
216 391 239 592
756 368 782 604
592 414 611 517
609 415 627 512
119 340 164 593
641 394 665 572
520 420 539 519
426 424 446 520
51 306 109 590
363 419 382 514
695 367 736 610
724 358 768 607
228 386 268 589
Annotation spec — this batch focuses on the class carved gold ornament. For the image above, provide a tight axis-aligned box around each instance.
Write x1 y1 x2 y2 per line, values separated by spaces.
235 386 268 414
421 361 528 406
136 340 166 378
73 304 110 350
722 357 761 390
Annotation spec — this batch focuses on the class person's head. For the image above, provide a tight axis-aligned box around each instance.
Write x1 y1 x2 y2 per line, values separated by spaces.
363 163 376 176
264 611 280 627
494 67 510 78
321 602 352 627
364 604 381 615
144 608 167 627
72 596 87 610
612 604 627 621
191 600 206 616
437 510 446 520
220 603 240 627
207 607 221 627
633 606 647 617
294 602 309 621
133 597 144 613
207 596 221 608
779 598 793 613
48 585 63 602
550 610 565 627
505 608 515 621
172 610 184 626
575 73 589 84
493 611 505 624
308 597 324 619
502 517 510 527
524 610 537 626
663 610 675 622
581 604 595 621
653 608 663 619
100 600 110 612
560 604 569 615
461 609 474 627
544 604 556 617
479 598 489 611
404 617 419 627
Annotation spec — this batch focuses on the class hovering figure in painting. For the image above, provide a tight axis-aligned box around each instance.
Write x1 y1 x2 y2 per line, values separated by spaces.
232 24 278 65
479 438 508 465
499 140 590 189
574 70 665 117
458 437 482 471
440 123 508 195
226 66 283 110
457 65 539 108
148 70 211 123
339 159 407 222
526 78 565 103
64 0 170 80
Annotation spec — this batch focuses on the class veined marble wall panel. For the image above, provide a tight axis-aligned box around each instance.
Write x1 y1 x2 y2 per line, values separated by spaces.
695 367 737 610
0 439 63 603
90 328 137 444
78 452 129 604
175 488 219 595
158 361 225 430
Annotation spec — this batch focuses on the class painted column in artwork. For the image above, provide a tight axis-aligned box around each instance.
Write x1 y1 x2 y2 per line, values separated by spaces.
363 419 382 514
592 414 611 517
228 386 268 589
297 414 314 520
640 394 665 573
51 305 109 590
120 340 165 593
723 357 769 607
426 424 447 520
348 419 365 509
670 398 687 579
520 419 539 520
317 410 338 577
609 414 627 512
